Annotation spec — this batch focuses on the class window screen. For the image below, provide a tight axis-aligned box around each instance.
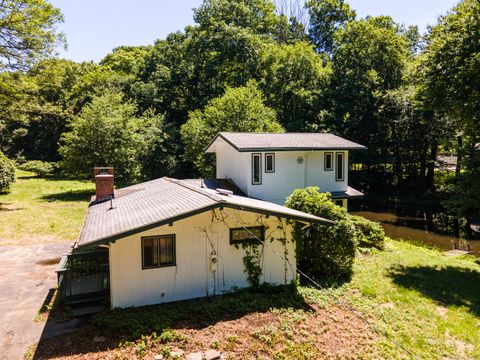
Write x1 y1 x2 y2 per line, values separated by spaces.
252 153 262 184
324 152 333 171
336 152 344 181
265 153 275 173
142 235 175 268
230 226 264 245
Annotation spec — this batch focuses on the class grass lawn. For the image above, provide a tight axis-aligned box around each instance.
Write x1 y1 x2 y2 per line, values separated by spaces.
0 170 94 245
32 239 480 360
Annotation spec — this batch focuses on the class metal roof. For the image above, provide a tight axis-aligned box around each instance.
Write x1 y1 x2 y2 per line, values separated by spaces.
205 132 367 153
330 186 364 199
76 177 332 249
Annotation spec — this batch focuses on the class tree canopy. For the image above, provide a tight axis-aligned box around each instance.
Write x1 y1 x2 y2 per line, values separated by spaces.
0 0 65 70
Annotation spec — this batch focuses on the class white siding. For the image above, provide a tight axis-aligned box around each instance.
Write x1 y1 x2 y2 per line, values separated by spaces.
246 151 349 204
109 208 296 309
214 139 250 194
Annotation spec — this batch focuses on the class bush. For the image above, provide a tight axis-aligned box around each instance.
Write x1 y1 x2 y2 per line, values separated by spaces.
18 160 57 177
285 187 356 283
0 151 16 192
349 215 385 249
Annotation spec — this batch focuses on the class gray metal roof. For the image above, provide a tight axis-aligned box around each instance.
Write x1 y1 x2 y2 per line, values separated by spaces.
205 132 367 153
77 177 332 249
330 186 364 199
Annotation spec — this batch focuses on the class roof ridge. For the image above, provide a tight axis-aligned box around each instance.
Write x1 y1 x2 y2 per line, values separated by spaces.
165 177 224 203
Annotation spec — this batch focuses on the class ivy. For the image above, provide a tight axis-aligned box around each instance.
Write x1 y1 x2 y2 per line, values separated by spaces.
242 244 263 288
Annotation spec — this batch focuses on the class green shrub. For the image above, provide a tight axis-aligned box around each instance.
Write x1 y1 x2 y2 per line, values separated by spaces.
18 160 57 177
349 215 385 249
0 151 16 192
285 187 356 283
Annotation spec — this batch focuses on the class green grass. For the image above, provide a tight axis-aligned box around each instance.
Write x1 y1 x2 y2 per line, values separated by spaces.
0 170 94 245
334 239 480 359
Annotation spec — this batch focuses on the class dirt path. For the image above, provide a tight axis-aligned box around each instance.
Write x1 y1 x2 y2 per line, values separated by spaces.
0 242 72 360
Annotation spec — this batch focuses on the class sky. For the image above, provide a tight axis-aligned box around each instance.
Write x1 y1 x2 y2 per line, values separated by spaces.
50 0 459 63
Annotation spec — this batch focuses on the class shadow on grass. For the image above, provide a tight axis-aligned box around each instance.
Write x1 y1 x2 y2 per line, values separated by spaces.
33 285 312 359
388 264 480 316
40 189 93 202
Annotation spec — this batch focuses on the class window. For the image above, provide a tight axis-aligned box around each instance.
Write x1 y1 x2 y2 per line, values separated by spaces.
324 152 333 171
335 199 344 207
265 153 275 173
230 226 264 245
142 235 175 269
336 152 344 181
252 153 262 185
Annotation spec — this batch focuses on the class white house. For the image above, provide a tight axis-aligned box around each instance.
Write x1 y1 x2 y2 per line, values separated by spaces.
58 168 330 309
205 132 366 207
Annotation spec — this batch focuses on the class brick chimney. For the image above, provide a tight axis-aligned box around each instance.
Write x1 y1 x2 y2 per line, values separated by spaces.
94 167 114 201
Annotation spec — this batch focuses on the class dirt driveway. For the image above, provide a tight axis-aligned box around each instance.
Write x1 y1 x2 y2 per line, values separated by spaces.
0 242 72 360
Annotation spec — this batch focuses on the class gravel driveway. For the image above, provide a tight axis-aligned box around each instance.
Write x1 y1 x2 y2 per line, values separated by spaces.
0 242 72 360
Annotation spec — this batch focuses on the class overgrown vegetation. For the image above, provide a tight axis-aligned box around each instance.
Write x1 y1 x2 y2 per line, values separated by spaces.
286 187 385 283
17 160 57 178
285 187 357 282
0 150 15 192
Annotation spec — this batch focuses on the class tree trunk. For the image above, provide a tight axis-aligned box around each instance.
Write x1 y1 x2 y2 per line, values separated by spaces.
426 141 438 192
453 135 463 238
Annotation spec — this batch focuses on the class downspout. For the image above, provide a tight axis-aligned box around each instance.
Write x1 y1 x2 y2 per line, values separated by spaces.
304 153 309 188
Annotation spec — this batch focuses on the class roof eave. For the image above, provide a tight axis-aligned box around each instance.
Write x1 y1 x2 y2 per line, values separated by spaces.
235 146 367 152
75 201 333 250
204 133 240 153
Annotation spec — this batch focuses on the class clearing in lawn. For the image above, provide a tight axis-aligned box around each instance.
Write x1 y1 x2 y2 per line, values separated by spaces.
30 239 480 360
0 170 94 246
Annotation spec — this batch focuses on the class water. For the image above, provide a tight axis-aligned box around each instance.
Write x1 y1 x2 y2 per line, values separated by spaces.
352 211 480 256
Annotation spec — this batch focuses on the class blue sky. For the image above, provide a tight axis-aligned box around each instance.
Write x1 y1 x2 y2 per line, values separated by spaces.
50 0 459 63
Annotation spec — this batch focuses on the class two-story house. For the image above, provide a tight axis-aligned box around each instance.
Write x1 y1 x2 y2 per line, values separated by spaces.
205 132 366 207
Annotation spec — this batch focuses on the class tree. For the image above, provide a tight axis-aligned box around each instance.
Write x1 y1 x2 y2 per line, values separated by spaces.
0 0 65 70
181 80 283 176
59 91 148 182
285 187 356 282
419 0 480 232
330 16 409 168
306 0 355 54
259 41 332 131
0 150 15 192
193 0 278 35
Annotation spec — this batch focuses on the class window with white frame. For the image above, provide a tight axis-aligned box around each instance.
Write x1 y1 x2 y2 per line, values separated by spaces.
324 152 333 171
336 152 344 181
252 153 262 184
265 153 275 173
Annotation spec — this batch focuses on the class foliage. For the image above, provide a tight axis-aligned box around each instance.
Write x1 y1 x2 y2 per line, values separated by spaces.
348 215 385 249
193 0 278 35
181 80 283 176
0 150 15 192
0 0 65 70
306 0 356 53
330 16 409 167
18 160 57 177
285 187 356 282
259 41 332 131
242 244 263 288
59 91 158 182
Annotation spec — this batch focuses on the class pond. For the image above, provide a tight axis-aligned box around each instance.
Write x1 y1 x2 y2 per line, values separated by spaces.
352 211 480 257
